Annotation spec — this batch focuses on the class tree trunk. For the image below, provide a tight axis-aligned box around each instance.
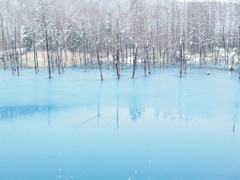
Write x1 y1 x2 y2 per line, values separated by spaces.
18 31 23 70
51 49 54 72
116 18 120 79
60 48 64 72
147 42 151 74
36 52 39 72
144 59 147 77
132 43 138 79
180 39 183 78
183 41 186 74
125 43 128 68
116 45 120 79
238 26 240 63
112 48 115 69
120 38 124 68
84 46 87 72
153 45 155 69
45 29 51 79
97 42 103 81
33 33 37 73
107 45 110 70
11 40 15 74
129 44 132 66
14 23 19 76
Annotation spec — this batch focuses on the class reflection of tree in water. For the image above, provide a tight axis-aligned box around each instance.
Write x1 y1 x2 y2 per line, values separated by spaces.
154 110 160 120
154 109 195 122
232 102 239 133
129 106 144 121
0 105 50 120
161 111 188 122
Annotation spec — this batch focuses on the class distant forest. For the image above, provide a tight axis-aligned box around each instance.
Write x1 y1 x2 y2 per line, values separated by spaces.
0 0 240 78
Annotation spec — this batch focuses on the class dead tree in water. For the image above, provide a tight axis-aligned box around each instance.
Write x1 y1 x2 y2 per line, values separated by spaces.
112 47 115 69
46 28 51 78
96 42 103 81
144 43 147 76
116 18 120 79
33 33 37 73
238 26 240 64
120 37 125 68
183 40 186 74
179 38 183 78
1 13 7 70
14 22 19 76
132 43 138 78
143 39 151 76
60 47 64 72
11 40 15 74
1 13 10 70
222 26 227 65
152 45 155 69
83 43 87 72
147 40 151 74
116 44 120 79
125 42 128 67
238 25 240 80
18 30 23 70
107 45 110 70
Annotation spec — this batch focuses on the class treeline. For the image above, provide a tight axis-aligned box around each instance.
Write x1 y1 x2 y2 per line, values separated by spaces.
0 0 240 79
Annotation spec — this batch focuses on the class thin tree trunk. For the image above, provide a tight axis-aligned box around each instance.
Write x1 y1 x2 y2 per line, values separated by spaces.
107 45 110 70
120 38 124 68
238 26 240 64
64 49 68 67
60 48 64 72
147 41 151 74
183 41 186 74
6 22 11 68
0 13 7 70
51 49 54 72
58 51 61 74
112 48 115 69
222 26 227 65
129 44 132 66
125 43 128 68
14 23 19 76
45 29 51 79
11 40 15 74
78 48 82 66
144 41 147 76
116 45 120 79
18 31 22 70
144 58 147 77
116 18 120 79
153 45 155 69
132 43 138 78
36 52 39 71
180 39 183 78
84 46 87 72
97 42 103 81
41 48 45 68
25 51 28 66
33 33 37 73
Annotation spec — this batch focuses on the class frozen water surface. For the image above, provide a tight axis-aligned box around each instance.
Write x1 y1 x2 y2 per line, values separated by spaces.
0 68 240 180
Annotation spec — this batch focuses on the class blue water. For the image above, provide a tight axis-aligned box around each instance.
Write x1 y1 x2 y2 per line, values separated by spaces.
0 68 240 180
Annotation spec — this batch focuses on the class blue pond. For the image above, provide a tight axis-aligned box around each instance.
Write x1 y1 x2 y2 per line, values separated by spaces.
0 68 240 180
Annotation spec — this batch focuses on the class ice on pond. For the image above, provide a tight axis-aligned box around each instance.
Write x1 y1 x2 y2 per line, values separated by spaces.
0 68 240 180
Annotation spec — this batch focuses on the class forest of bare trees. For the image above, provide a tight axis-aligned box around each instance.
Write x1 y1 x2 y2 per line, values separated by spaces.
0 0 240 79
